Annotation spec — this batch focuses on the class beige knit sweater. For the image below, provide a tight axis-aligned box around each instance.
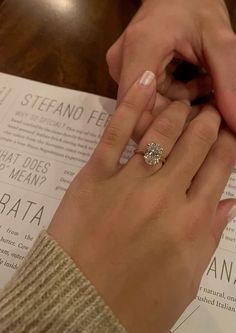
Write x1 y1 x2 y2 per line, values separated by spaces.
0 231 127 333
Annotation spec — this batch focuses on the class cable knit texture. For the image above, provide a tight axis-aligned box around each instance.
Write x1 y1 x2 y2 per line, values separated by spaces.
0 231 127 333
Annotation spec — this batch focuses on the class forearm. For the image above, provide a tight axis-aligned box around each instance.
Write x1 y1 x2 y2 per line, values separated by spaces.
0 231 126 333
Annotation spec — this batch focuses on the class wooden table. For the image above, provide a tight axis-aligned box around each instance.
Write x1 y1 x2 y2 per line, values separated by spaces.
0 0 235 99
0 0 138 98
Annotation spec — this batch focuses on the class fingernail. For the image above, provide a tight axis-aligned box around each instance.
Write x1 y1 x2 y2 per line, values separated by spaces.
228 204 236 222
139 71 156 86
181 99 191 106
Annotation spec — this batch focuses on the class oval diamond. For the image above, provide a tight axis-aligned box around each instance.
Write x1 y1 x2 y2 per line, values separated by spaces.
144 143 163 166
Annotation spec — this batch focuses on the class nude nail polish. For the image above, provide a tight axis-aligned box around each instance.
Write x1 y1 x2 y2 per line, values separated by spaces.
228 204 236 222
139 71 156 86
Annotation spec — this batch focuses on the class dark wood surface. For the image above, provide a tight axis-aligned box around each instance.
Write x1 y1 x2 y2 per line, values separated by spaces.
0 0 139 98
0 0 235 99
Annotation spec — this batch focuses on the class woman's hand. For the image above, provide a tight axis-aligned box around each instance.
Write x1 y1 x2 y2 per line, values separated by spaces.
107 0 236 132
48 71 236 333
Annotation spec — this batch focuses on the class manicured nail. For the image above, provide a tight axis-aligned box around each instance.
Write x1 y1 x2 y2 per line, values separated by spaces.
139 71 156 86
228 204 236 222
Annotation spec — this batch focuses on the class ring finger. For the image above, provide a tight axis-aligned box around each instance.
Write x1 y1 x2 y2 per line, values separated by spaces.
125 100 191 176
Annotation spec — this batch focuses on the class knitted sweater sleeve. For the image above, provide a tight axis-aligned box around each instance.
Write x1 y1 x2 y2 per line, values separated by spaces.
0 231 127 333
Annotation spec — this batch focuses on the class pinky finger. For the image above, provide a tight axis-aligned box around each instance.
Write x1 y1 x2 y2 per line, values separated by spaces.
212 199 236 246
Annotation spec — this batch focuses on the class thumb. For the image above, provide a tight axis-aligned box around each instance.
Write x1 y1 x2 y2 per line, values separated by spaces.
116 27 173 103
213 199 236 245
204 33 236 132
106 33 124 83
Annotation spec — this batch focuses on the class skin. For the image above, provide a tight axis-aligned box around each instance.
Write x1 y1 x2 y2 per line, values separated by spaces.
48 71 236 333
107 0 236 132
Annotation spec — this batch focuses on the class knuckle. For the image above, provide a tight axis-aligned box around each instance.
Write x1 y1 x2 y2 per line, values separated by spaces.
228 33 236 46
221 32 236 47
106 46 116 66
120 99 137 115
191 121 217 145
153 115 176 140
106 46 119 81
176 159 195 178
171 100 190 112
101 124 122 147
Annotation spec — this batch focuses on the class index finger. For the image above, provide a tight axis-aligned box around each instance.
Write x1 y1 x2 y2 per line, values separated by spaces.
93 70 156 173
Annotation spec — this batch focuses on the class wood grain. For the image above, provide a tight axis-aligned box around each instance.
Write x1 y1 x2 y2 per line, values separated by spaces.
0 0 139 98
0 0 235 99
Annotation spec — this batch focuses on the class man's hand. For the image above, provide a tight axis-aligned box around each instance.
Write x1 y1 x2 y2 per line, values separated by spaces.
107 0 236 131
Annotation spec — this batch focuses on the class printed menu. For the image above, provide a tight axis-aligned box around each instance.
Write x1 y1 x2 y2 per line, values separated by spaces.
0 73 235 332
